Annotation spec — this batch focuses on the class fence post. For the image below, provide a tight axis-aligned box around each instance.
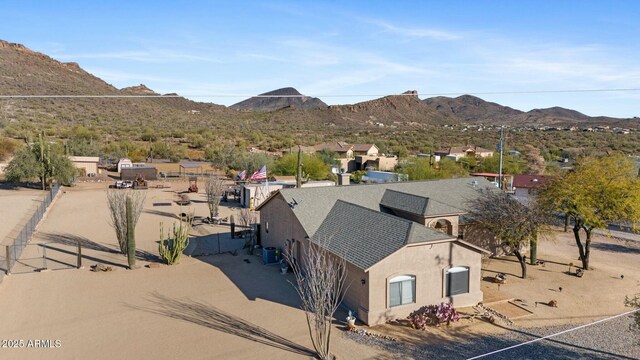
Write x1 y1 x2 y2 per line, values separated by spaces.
42 244 48 270
77 240 82 269
5 246 11 275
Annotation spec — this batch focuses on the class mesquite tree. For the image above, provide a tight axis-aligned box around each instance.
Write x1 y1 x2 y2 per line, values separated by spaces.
205 176 226 219
468 190 549 278
539 154 640 270
107 190 146 254
284 237 347 360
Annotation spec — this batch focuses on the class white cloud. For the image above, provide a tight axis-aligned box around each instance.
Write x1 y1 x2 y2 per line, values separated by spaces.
363 18 462 41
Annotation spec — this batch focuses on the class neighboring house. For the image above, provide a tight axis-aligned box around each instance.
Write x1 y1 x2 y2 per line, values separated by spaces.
356 154 397 171
352 144 379 156
68 156 100 176
257 177 494 325
314 142 396 172
435 146 494 159
314 142 354 159
512 174 552 204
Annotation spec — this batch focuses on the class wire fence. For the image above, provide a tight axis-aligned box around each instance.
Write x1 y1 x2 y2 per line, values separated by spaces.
0 183 60 278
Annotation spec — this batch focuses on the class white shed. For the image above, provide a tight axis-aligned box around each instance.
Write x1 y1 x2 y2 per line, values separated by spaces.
117 158 133 173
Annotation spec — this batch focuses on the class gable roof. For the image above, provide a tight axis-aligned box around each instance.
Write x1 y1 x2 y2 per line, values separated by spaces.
380 189 464 216
257 177 497 237
311 200 453 270
352 144 377 152
314 142 353 153
513 174 552 189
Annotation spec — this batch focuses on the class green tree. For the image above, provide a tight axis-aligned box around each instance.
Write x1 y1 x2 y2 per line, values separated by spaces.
477 154 526 174
272 153 330 180
539 154 640 270
6 135 75 189
468 191 549 278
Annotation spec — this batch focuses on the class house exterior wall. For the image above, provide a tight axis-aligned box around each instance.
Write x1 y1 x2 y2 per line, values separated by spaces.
342 261 369 323
356 155 397 171
365 241 483 325
259 194 308 251
72 161 98 175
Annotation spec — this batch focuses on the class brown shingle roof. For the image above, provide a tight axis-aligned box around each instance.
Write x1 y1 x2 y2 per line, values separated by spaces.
512 174 552 189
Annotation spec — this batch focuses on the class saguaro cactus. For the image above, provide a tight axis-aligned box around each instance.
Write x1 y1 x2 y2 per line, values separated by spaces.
126 195 136 269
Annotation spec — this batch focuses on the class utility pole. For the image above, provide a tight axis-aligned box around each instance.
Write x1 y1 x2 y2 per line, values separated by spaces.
498 125 504 190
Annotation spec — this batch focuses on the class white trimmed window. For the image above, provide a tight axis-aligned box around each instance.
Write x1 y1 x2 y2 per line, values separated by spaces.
389 275 415 307
447 266 469 296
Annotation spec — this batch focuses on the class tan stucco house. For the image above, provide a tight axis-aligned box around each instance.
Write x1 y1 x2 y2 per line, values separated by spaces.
435 146 494 160
256 177 494 325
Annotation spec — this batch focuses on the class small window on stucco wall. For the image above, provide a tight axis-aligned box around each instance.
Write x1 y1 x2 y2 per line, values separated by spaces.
389 275 415 307
447 267 469 296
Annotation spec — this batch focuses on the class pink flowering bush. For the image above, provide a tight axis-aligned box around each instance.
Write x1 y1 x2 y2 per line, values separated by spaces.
408 302 460 329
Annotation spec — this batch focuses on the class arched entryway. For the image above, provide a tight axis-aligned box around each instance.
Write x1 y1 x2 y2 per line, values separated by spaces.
429 218 453 236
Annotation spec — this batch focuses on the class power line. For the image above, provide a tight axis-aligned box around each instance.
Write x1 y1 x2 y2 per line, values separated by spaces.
1 88 640 99
466 308 640 360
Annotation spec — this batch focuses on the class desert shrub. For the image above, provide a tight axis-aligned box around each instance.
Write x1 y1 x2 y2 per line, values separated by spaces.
408 303 460 329
0 137 19 161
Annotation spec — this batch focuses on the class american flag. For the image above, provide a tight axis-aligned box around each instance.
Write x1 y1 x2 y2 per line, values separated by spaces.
250 165 267 181
236 170 246 180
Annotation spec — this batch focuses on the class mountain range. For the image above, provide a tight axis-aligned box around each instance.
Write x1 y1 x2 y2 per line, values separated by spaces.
0 39 637 138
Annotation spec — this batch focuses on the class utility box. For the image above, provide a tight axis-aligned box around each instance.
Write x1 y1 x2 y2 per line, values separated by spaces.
262 247 279 264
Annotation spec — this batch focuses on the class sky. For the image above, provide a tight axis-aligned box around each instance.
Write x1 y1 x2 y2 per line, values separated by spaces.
1 0 639 117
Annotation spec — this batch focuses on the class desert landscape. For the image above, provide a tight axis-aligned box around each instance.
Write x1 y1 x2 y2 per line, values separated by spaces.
0 180 638 359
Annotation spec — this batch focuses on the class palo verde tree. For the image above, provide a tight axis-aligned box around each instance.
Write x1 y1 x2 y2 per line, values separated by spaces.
539 154 640 270
283 237 347 360
5 134 75 189
468 190 550 278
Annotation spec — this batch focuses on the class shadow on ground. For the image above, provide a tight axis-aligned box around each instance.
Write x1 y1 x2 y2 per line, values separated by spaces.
191 253 302 309
591 242 640 255
39 232 161 263
133 292 316 357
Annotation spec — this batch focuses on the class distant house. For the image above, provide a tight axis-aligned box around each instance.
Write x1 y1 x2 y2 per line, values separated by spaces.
256 178 494 325
435 146 494 160
512 174 552 204
314 142 354 159
314 142 397 172
69 156 100 176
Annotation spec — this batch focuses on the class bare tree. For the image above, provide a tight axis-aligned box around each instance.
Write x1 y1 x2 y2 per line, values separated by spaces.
205 176 226 219
283 237 348 360
107 189 146 254
468 190 550 278
237 208 257 249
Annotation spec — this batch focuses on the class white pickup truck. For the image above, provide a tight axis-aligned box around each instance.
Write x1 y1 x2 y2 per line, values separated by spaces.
115 180 133 189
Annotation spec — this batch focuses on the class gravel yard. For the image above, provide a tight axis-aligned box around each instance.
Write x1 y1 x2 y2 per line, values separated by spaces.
344 314 639 359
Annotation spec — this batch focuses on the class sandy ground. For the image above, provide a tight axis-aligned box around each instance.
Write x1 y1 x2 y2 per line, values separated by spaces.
0 182 383 360
0 182 638 359
0 187 46 245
